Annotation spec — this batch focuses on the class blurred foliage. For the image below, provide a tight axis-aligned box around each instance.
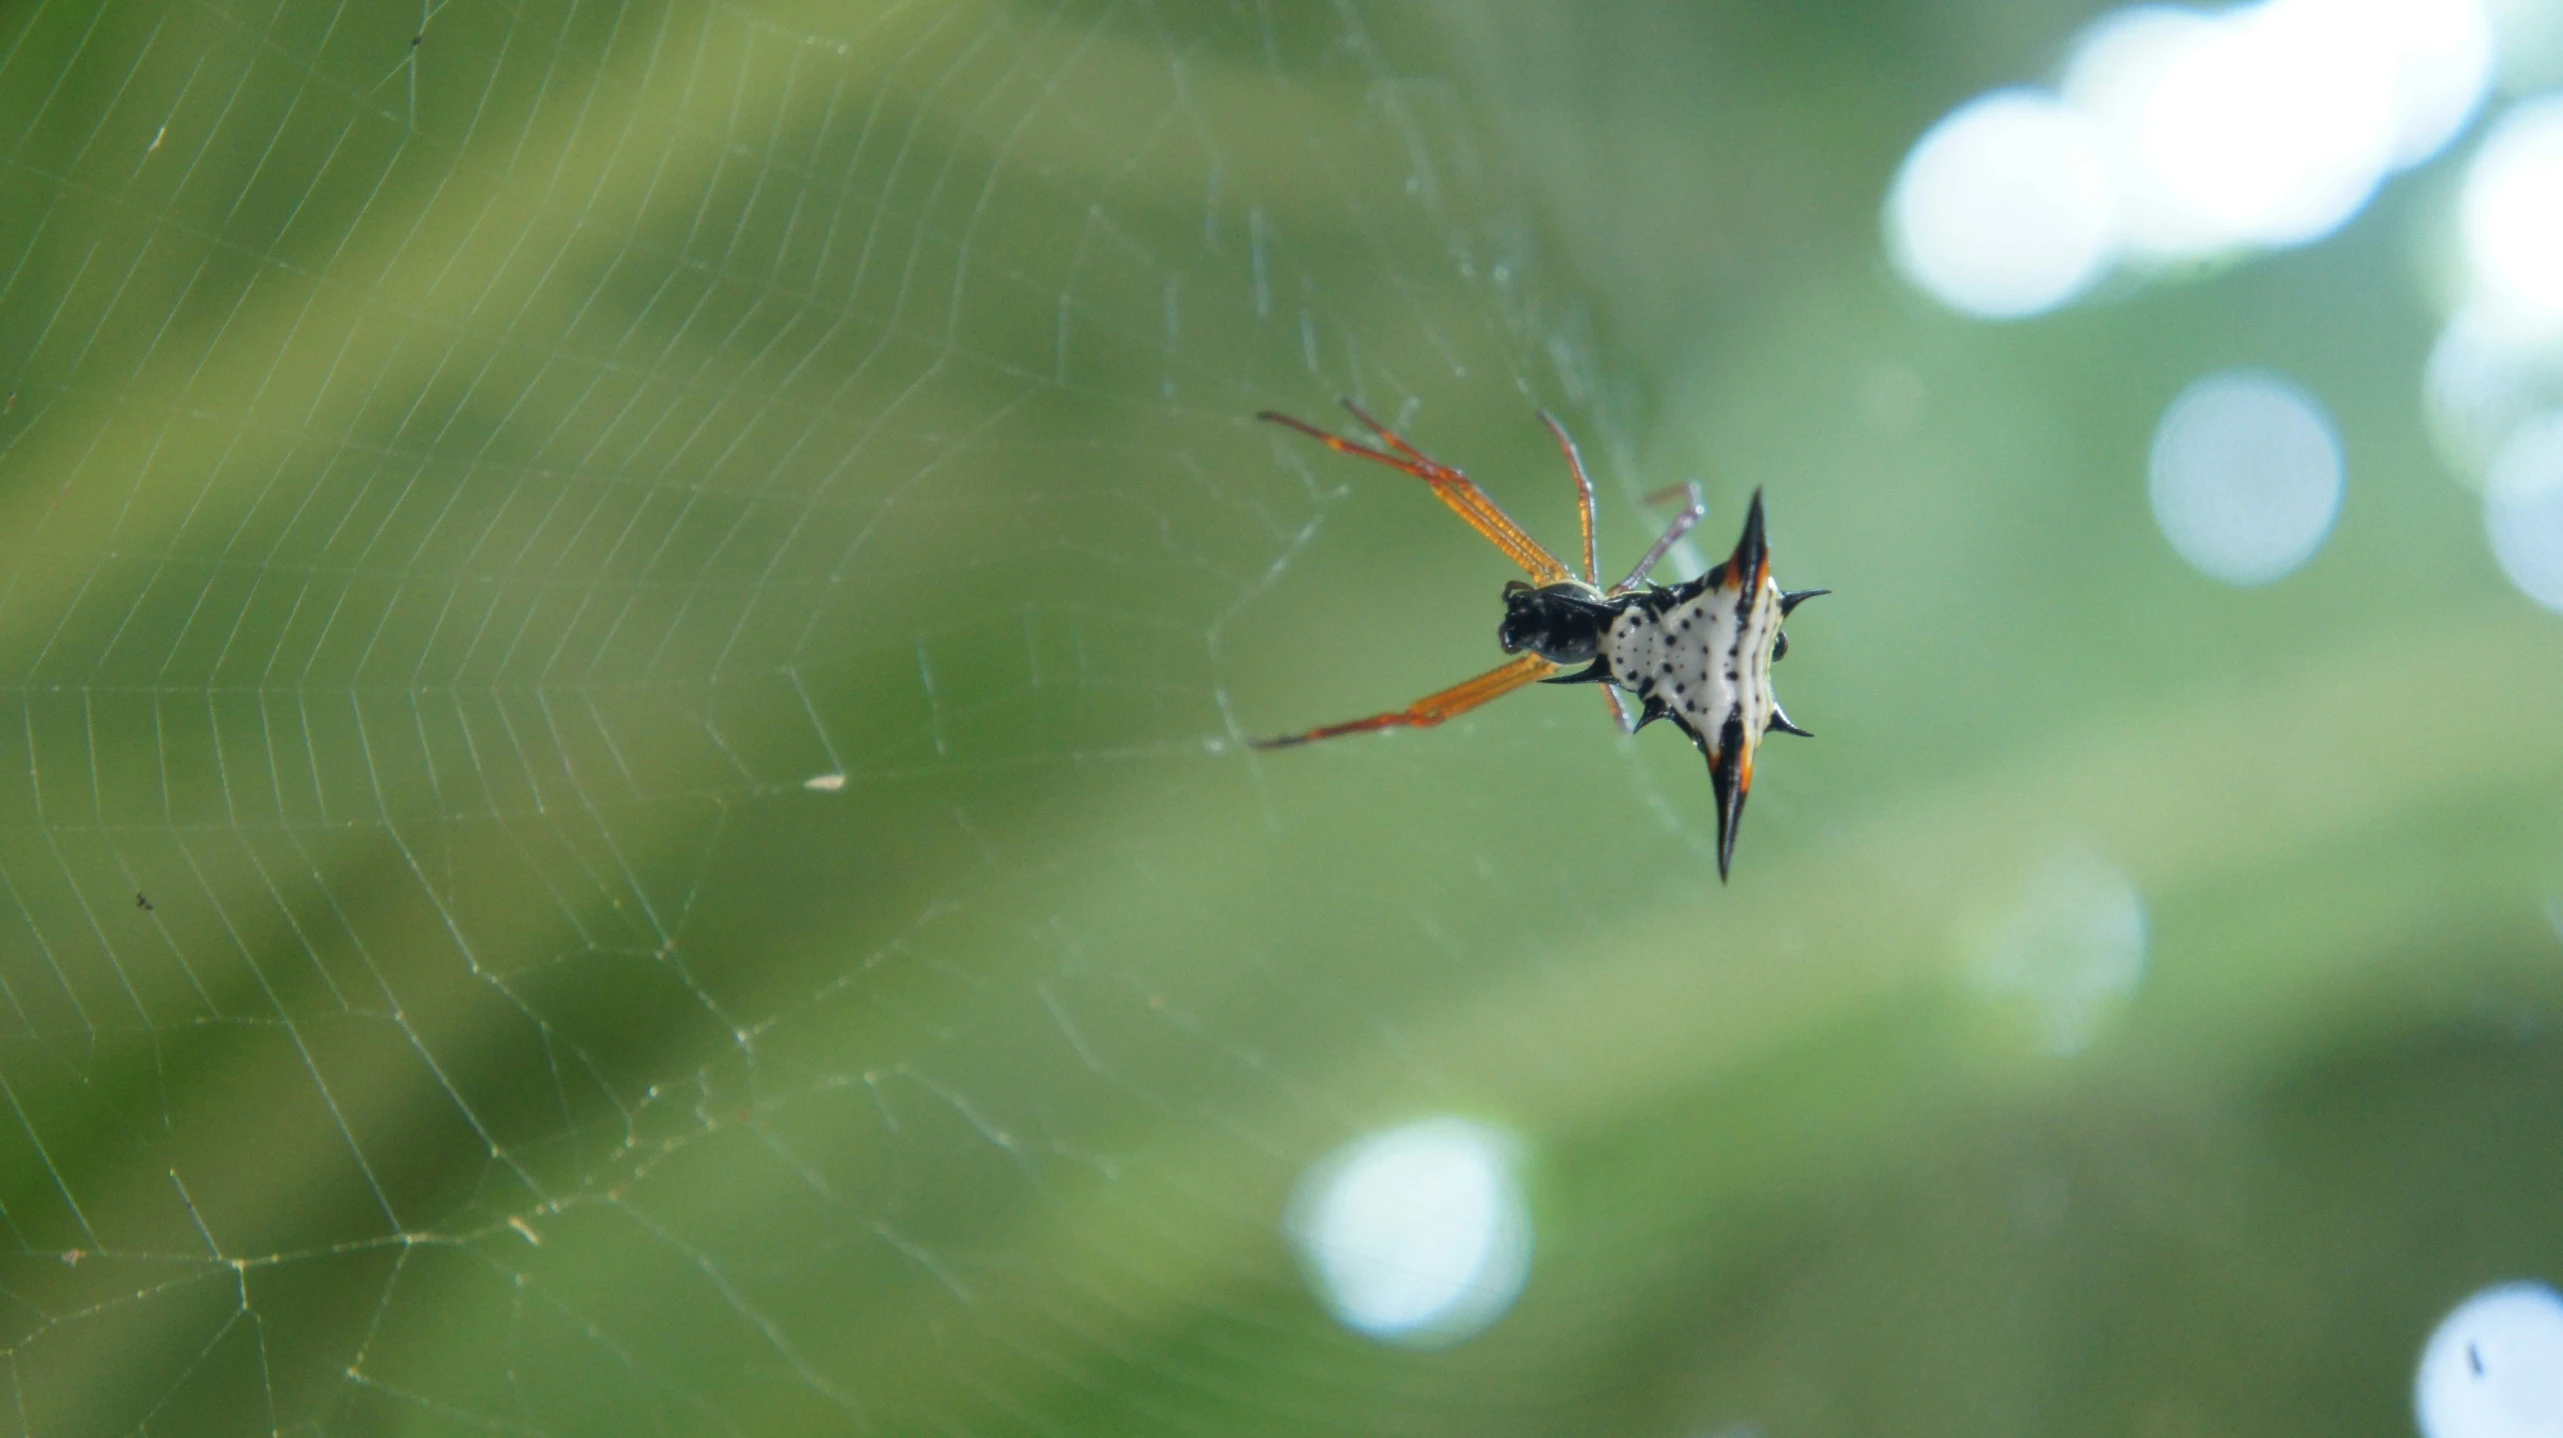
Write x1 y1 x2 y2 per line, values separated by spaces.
2 0 2561 1433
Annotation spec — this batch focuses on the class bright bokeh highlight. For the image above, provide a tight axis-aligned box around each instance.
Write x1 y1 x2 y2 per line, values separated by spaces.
2133 0 2399 248
2377 0 2499 165
2463 94 2563 322
2484 410 2563 611
1885 89 2119 319
2149 369 2344 584
1285 1118 1532 1347
1897 0 2494 314
2417 1283 2563 1438
2065 6 2237 258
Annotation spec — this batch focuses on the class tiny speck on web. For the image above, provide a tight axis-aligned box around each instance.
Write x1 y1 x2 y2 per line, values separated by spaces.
804 773 846 792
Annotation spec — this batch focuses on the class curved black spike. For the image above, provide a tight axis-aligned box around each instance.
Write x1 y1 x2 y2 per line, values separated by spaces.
1767 704 1812 738
1634 696 1672 731
1779 587 1829 615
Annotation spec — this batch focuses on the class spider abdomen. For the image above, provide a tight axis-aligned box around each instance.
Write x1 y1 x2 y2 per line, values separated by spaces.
1606 582 1768 740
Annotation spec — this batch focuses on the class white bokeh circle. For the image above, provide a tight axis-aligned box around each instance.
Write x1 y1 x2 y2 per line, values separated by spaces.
2417 1283 2563 1438
2148 369 2345 585
1885 88 2120 319
1284 1117 1532 1348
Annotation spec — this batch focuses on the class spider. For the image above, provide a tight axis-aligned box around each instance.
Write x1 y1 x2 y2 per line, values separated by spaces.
1252 400 1824 879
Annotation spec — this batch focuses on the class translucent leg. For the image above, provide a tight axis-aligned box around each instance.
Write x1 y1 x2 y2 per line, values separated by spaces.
1599 684 1634 733
1612 482 1707 594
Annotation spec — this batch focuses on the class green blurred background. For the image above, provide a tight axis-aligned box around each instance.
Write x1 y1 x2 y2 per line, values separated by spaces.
4 0 2563 1432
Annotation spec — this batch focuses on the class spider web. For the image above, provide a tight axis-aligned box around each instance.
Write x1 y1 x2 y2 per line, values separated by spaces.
0 0 1738 1431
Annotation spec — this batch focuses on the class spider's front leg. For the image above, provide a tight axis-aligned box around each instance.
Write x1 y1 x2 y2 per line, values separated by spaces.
1249 652 1560 749
1256 404 1579 586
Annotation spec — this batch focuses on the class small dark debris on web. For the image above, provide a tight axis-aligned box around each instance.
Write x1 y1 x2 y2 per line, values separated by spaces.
135 892 153 912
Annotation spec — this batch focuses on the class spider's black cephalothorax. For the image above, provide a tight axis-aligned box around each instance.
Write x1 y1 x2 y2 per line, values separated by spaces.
1497 581 1618 664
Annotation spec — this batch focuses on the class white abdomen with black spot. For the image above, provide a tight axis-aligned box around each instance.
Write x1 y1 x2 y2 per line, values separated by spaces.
1605 582 1777 743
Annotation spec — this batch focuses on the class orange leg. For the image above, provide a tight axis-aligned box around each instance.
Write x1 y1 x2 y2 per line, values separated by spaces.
1534 411 1629 731
1251 652 1561 749
1536 411 1601 587
1258 405 1576 586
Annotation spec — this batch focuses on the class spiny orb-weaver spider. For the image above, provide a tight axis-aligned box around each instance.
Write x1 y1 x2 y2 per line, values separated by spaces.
1252 400 1824 880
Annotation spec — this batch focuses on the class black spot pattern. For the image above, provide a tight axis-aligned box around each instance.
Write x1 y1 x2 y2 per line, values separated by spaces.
1608 585 1760 736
